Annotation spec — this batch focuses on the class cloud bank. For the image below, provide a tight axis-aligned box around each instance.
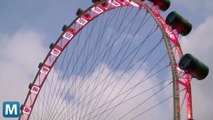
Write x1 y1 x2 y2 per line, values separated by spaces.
0 28 47 120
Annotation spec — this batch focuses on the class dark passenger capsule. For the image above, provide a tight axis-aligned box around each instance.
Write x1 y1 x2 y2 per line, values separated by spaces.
49 43 55 49
166 11 192 36
76 8 84 16
92 0 102 3
38 62 43 69
148 0 171 11
179 53 209 80
62 25 68 32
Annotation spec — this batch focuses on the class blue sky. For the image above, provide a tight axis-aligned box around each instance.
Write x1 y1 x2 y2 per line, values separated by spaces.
0 0 213 119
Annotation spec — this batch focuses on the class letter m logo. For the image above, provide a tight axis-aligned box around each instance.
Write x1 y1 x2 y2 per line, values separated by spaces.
3 101 20 118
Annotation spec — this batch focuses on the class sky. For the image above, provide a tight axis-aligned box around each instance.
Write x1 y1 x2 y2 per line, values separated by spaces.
0 0 213 120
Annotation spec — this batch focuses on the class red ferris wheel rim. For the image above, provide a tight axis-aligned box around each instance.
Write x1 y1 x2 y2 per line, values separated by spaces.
19 0 192 120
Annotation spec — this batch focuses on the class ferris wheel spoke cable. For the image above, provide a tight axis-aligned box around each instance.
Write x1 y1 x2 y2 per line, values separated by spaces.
118 81 173 120
35 73 51 120
46 30 81 115
130 88 185 120
70 8 141 108
79 62 170 120
65 18 96 120
95 53 168 120
83 64 170 120
92 18 156 120
53 7 136 120
48 9 117 117
85 10 144 120
87 80 172 120
46 30 84 119
76 8 132 120
71 66 170 120
66 34 163 120
49 30 88 119
71 17 101 120
91 25 159 120
50 10 118 120
61 15 155 120
31 5 170 120
37 42 76 119
65 38 166 120
35 22 160 119
49 8 121 120
41 48 70 119
36 28 163 119
51 7 136 120
75 8 126 120
72 7 136 90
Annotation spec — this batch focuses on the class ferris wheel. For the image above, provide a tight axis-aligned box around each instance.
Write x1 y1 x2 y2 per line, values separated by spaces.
19 0 209 120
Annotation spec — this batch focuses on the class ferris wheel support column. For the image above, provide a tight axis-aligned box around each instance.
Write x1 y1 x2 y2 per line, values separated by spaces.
163 38 180 120
172 69 180 120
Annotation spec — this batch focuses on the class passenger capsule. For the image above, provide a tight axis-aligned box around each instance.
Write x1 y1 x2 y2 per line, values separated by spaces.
92 0 102 3
49 43 54 49
166 11 192 36
21 105 24 110
62 24 68 32
38 62 43 69
76 8 84 16
148 0 171 11
28 83 33 89
179 53 209 80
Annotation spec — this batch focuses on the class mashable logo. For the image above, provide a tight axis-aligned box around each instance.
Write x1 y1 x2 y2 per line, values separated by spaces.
3 101 20 118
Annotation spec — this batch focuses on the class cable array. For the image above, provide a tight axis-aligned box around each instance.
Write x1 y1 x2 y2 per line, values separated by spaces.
31 6 173 120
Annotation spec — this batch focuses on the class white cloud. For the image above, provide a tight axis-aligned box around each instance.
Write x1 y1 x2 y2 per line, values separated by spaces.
29 62 173 120
0 29 47 120
180 16 213 119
